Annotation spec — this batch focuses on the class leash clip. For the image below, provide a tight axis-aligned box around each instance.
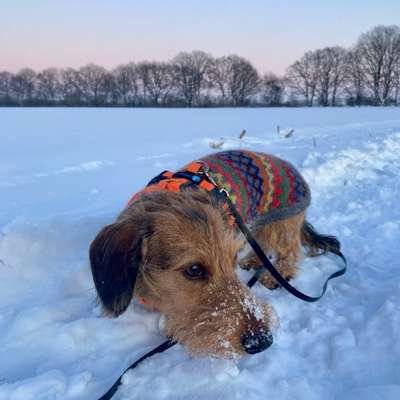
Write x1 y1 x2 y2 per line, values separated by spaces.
219 187 230 199
196 160 230 198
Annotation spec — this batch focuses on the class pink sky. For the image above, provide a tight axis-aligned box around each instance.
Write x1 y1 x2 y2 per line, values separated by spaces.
1 0 400 75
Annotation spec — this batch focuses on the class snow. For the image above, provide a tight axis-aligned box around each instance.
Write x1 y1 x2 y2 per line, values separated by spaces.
1 107 400 400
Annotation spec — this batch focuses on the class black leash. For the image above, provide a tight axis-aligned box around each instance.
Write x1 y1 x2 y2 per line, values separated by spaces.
98 339 177 400
97 257 271 400
97 259 265 400
96 171 347 400
221 191 347 302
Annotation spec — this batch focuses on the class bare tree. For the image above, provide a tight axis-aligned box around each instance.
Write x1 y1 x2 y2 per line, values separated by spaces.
208 56 232 104
208 56 259 106
36 68 62 104
286 51 318 106
172 51 213 106
137 61 174 105
394 57 400 105
78 64 111 106
327 47 347 106
228 55 259 106
261 73 286 106
287 47 346 106
314 47 347 106
10 68 36 105
344 48 367 105
102 73 117 105
0 71 13 104
356 25 400 105
113 63 139 106
208 55 259 106
60 68 84 105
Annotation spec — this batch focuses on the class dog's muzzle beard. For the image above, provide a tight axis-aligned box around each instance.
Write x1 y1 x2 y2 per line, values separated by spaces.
161 279 274 357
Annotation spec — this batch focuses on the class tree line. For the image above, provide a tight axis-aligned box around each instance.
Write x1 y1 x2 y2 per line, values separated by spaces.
1 25 399 107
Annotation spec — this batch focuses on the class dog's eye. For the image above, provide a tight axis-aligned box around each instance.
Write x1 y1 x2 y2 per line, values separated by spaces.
183 264 208 280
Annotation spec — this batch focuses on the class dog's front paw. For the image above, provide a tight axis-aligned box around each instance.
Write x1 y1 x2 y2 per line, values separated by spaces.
240 254 297 290
239 256 261 271
258 271 294 290
239 253 272 271
259 258 298 290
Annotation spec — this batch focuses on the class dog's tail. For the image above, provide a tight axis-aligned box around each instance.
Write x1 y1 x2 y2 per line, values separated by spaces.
301 221 342 257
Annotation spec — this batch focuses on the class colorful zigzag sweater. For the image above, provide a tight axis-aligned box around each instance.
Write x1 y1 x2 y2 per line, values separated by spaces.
129 150 310 226
196 150 310 225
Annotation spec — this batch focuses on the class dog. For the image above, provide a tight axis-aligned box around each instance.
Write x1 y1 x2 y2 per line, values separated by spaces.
90 150 338 357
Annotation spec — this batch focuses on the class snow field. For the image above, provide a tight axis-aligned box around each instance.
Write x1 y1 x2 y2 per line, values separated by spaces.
0 107 399 399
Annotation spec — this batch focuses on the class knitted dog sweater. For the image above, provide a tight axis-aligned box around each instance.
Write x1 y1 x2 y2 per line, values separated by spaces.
129 150 310 226
196 150 310 225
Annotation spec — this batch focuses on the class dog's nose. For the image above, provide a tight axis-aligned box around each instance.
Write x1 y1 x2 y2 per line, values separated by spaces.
241 330 273 354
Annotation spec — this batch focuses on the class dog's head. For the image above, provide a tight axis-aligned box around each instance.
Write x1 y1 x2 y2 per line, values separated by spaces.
90 190 275 357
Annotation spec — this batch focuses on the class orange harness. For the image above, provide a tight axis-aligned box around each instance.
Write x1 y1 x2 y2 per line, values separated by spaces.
127 161 217 207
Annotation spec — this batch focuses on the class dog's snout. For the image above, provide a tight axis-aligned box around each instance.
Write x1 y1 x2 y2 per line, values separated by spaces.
241 330 273 354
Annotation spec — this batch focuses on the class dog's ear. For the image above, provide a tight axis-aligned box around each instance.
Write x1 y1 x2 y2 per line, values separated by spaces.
89 221 146 317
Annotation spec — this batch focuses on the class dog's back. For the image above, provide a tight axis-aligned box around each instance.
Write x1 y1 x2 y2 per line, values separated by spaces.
193 150 311 226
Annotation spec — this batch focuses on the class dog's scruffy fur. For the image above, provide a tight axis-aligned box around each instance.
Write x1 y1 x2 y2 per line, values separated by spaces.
90 164 339 357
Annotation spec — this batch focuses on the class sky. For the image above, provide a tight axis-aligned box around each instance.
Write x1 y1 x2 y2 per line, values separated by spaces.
1 0 400 75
